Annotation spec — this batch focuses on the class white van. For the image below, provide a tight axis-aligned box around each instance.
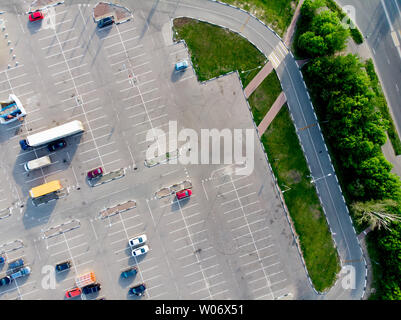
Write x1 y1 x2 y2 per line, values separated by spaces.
24 156 52 172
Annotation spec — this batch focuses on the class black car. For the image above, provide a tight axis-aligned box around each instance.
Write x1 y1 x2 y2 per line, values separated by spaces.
82 283 101 295
47 139 66 152
129 283 146 296
97 17 114 28
0 276 12 287
55 261 71 272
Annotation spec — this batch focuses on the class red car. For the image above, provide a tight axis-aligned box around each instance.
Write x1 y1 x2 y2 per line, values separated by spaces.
29 11 44 22
176 189 192 200
87 167 103 179
65 287 82 299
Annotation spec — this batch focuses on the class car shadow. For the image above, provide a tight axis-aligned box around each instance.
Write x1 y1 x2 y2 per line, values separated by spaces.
118 273 136 288
55 269 71 282
83 290 100 299
170 69 186 83
26 20 43 35
22 198 57 229
171 197 190 211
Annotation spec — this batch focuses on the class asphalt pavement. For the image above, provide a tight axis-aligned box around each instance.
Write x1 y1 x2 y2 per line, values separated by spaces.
0 0 368 300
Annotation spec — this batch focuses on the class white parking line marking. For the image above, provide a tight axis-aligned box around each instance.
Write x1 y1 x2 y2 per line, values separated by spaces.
176 239 208 251
218 184 252 197
46 45 81 59
221 192 257 206
56 72 90 86
223 201 259 215
52 63 87 77
184 264 219 278
102 159 122 167
42 36 78 50
169 220 205 234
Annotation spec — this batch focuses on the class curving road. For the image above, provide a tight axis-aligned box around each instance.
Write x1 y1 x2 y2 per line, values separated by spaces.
8 0 367 299
151 0 367 300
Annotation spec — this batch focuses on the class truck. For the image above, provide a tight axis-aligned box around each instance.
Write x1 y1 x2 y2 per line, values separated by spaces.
19 120 84 150
24 155 52 172
29 180 62 199
75 271 96 288
0 94 26 124
10 266 31 280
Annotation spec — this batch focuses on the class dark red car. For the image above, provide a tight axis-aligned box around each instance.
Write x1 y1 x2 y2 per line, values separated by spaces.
87 167 103 179
176 189 192 200
29 11 44 22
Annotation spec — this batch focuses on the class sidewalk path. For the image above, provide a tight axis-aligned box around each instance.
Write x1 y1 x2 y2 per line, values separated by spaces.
244 61 273 98
283 0 305 47
257 92 287 135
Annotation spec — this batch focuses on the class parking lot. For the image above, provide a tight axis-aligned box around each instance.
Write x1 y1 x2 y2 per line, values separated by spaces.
0 2 309 300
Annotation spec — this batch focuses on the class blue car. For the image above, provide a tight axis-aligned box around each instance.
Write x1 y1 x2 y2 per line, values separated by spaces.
9 258 24 269
56 261 71 272
175 60 188 71
0 276 11 287
121 267 137 279
129 283 146 296
97 17 114 28
0 255 5 264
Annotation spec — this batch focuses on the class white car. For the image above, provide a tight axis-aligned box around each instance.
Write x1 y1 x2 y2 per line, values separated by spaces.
131 245 149 257
129 234 147 248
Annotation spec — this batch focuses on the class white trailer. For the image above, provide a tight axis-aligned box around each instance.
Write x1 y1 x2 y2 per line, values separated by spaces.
19 120 84 150
24 155 52 172
0 94 27 124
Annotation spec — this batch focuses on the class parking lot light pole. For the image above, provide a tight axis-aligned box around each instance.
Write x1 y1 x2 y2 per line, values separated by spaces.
310 173 332 184
240 65 262 80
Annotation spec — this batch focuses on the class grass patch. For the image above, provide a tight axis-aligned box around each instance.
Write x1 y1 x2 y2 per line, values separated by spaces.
364 59 401 155
173 18 266 86
247 71 282 125
350 27 364 45
261 106 340 292
221 0 299 37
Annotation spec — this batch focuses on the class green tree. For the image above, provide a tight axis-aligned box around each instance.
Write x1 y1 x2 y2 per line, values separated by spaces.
300 0 327 22
298 32 327 56
298 6 349 56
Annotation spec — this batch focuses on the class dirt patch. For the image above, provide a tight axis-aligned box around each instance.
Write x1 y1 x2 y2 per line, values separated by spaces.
310 205 322 220
285 169 302 184
173 17 193 28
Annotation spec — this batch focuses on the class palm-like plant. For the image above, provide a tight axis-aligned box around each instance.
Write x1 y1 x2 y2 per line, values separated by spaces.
351 199 401 231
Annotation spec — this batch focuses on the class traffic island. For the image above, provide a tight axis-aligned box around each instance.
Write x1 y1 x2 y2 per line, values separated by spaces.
93 2 133 24
155 180 192 199
99 200 136 219
0 207 11 220
42 219 80 239
28 0 64 13
88 168 125 187
0 239 24 254
145 149 180 168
